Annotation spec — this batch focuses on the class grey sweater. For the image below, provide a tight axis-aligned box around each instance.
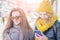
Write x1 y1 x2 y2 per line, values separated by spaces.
3 26 34 40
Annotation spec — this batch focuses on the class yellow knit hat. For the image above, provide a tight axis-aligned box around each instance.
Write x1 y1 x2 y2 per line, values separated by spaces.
37 0 54 14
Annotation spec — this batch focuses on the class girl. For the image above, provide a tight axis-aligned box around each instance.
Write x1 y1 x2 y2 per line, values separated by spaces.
35 0 60 40
2 8 34 40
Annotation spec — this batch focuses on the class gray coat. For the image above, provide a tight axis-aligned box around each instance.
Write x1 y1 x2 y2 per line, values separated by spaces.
3 27 34 40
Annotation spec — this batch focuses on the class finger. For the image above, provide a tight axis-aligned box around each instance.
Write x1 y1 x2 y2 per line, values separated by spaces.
35 33 40 37
41 33 46 37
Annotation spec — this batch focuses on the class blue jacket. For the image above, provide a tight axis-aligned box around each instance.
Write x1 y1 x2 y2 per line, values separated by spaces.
35 21 60 40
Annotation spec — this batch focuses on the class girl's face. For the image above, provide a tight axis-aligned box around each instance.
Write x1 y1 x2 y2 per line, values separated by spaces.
39 12 51 20
12 11 22 25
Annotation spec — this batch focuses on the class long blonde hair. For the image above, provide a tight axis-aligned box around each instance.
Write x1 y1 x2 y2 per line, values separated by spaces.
3 8 34 40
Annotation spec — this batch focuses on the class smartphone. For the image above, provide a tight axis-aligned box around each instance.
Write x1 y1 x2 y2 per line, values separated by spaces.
35 30 42 36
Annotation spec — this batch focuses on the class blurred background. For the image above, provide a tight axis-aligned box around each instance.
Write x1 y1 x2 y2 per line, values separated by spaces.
0 0 60 40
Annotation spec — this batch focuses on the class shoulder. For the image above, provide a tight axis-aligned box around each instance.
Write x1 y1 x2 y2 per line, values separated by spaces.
28 30 34 40
4 27 19 36
55 20 60 27
3 29 11 40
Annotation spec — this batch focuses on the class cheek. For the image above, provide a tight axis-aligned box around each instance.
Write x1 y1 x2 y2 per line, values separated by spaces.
18 18 22 22
13 19 22 25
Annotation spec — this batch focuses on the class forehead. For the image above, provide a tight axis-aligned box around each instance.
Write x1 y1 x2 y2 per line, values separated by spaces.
12 11 21 17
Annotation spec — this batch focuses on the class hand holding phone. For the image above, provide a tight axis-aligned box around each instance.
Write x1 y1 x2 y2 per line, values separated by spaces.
35 30 47 40
35 30 42 36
